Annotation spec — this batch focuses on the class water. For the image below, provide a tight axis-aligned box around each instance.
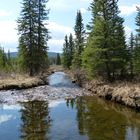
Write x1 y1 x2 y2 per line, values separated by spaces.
48 72 78 88
0 72 140 140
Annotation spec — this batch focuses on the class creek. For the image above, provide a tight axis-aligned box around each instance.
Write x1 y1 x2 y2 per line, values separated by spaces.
0 72 140 140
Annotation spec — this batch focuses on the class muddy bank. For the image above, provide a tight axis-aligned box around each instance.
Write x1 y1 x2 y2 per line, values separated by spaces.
84 80 140 110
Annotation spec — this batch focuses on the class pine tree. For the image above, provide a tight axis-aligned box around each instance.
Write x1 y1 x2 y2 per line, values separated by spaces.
62 35 69 68
17 0 49 76
128 32 134 77
56 53 61 65
2 48 6 68
72 11 85 68
69 33 75 67
7 50 11 62
134 7 140 74
0 47 4 70
62 34 75 69
35 0 50 72
82 0 127 81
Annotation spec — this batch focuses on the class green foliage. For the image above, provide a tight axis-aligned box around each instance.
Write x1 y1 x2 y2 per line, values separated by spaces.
17 0 50 76
72 11 85 68
133 35 140 73
0 48 14 72
62 34 75 69
56 53 61 65
82 0 127 81
134 8 140 75
128 32 134 77
62 35 69 68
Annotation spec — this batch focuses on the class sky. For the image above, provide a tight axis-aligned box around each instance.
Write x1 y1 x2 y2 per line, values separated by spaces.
0 0 140 53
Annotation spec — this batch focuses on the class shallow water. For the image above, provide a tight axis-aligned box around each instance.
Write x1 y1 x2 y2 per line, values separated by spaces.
0 98 140 140
48 71 78 88
0 72 140 140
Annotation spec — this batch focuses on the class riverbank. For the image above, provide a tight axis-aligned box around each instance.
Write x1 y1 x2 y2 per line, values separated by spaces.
65 69 140 110
0 72 90 104
0 66 64 90
84 80 140 110
0 73 49 90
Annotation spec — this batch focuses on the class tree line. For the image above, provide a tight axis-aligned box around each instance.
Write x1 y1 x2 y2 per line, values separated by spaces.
62 0 140 82
0 48 16 72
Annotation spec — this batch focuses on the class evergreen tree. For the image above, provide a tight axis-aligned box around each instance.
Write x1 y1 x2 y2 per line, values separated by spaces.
0 47 11 71
2 48 6 67
17 0 50 76
62 35 69 68
128 32 134 77
62 34 75 69
7 50 11 62
35 0 50 72
72 11 85 68
134 7 140 74
69 33 75 66
56 53 61 65
0 47 4 70
82 0 127 81
7 50 11 66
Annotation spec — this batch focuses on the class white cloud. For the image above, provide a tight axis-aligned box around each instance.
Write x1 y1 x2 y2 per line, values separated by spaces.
2 104 21 110
48 0 72 11
49 100 65 108
48 0 91 12
124 26 132 39
48 39 64 52
48 39 64 46
80 8 87 14
0 9 11 17
47 22 75 52
80 0 91 2
47 22 73 35
0 115 14 124
119 4 140 16
0 21 18 44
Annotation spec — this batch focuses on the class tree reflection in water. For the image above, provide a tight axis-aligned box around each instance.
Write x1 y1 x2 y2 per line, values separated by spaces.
20 100 51 140
75 96 140 140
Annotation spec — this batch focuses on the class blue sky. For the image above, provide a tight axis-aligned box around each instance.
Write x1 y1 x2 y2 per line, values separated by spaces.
0 0 139 52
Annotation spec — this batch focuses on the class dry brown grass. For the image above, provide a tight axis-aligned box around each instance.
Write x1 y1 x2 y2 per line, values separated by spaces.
0 73 46 90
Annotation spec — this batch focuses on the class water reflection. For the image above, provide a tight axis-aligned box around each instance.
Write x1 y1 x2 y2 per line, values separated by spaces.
0 97 140 140
74 96 140 140
0 115 14 124
20 101 51 140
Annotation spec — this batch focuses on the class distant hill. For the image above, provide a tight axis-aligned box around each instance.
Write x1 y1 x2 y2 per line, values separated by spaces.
9 52 59 58
10 52 17 57
48 52 58 58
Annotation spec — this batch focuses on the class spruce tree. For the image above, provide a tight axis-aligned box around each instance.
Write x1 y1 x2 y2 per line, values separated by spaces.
128 32 134 77
72 11 85 68
134 7 140 74
62 34 75 69
56 53 61 65
35 0 50 72
82 0 127 81
62 35 69 68
17 0 49 76
2 48 6 68
69 33 75 67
